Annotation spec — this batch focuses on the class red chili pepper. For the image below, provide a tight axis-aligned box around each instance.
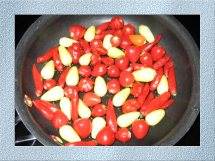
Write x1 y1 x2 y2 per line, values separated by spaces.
51 110 68 129
137 83 150 106
95 47 107 55
32 64 43 97
52 47 63 72
79 39 91 53
131 82 143 97
149 68 163 91
131 63 145 71
65 140 97 146
106 99 117 133
168 67 177 96
36 48 53 63
160 99 174 109
101 57 114 66
58 67 70 87
143 92 155 106
43 79 56 90
96 22 110 34
153 55 170 70
164 59 174 77
94 32 106 40
140 92 171 116
33 99 58 113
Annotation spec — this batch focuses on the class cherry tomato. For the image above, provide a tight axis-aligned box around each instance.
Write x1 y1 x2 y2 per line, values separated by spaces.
131 63 145 70
122 24 136 35
110 16 124 29
115 128 131 143
78 77 94 92
69 24 86 40
83 92 101 107
43 79 56 90
101 57 114 66
96 127 115 145
151 45 166 61
73 118 92 138
90 39 103 49
120 35 132 49
140 51 153 67
107 65 120 78
119 71 134 87
111 36 121 47
79 39 91 53
125 46 141 63
91 64 107 76
64 86 78 98
91 54 102 65
122 99 141 113
92 104 106 117
96 22 110 34
129 35 145 46
131 120 149 139
51 111 68 129
115 56 129 70
79 65 91 77
107 79 121 94
131 82 143 97
94 47 107 55
68 43 83 64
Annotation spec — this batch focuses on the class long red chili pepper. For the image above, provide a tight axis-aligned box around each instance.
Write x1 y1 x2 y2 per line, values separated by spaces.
106 99 117 133
34 99 59 113
153 55 170 70
150 68 163 91
143 92 155 106
168 67 177 96
68 86 79 121
140 92 171 116
164 59 174 77
43 79 56 90
32 64 43 97
58 67 70 87
160 99 174 109
52 47 63 72
64 140 97 146
36 48 53 63
137 83 150 106
96 22 110 34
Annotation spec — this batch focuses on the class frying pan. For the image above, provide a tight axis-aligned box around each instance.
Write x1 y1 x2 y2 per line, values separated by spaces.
15 15 199 146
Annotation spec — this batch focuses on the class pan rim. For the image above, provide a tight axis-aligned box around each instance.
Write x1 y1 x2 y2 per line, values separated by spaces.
15 15 199 146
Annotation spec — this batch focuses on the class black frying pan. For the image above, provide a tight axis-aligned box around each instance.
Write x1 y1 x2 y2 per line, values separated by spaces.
15 15 199 146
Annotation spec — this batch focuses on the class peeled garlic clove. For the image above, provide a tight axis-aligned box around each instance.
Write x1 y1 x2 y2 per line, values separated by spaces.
79 53 92 66
58 45 73 66
41 86 64 101
60 97 71 120
78 99 91 118
103 34 113 50
94 76 107 97
145 109 165 126
107 47 125 59
41 60 55 80
139 25 155 43
66 66 79 86
84 26 95 42
59 125 81 143
132 68 156 82
117 112 140 128
113 88 130 107
59 37 77 47
157 75 169 95
91 117 106 139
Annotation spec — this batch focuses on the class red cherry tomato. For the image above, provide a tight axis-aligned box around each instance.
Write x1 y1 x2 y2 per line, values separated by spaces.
43 79 56 90
96 22 110 35
107 65 120 78
151 45 166 61
90 39 103 49
64 86 79 98
122 24 136 36
73 118 92 139
131 120 149 139
122 99 141 113
119 71 134 87
140 51 153 67
120 35 132 49
107 79 121 94
111 36 121 47
110 16 124 29
79 39 91 53
96 127 115 145
115 56 129 70
79 65 91 77
129 35 145 46
115 128 131 143
68 43 83 64
69 24 86 40
101 57 114 66
91 54 102 65
51 111 68 129
131 82 143 97
131 63 145 70
92 104 106 117
83 92 101 107
91 64 107 76
125 46 141 63
78 77 94 92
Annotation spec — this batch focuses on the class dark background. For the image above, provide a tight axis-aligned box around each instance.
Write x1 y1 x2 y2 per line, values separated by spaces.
15 15 200 146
